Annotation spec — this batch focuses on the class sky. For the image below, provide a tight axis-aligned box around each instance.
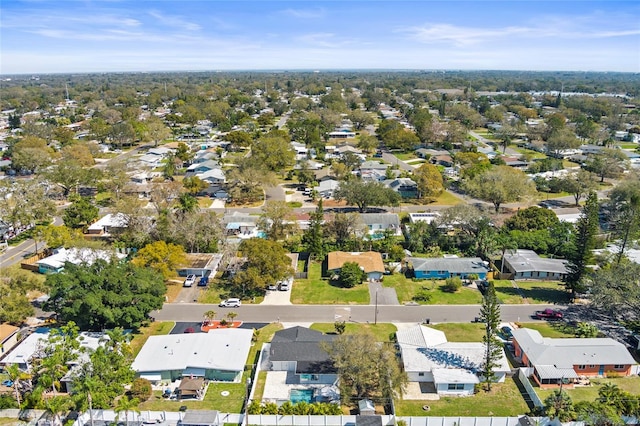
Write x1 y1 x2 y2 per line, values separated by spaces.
1 1 639 74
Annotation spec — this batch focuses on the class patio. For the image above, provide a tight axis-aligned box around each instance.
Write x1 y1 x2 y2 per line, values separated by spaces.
261 371 340 404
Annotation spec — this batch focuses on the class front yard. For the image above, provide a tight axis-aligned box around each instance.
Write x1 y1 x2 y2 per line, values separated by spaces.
383 274 484 305
395 378 529 417
310 322 397 342
492 280 570 304
291 262 370 304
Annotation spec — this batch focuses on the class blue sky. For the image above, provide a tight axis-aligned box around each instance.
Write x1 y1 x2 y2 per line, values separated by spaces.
1 1 638 74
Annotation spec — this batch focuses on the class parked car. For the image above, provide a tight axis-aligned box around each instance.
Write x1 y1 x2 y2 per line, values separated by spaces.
278 281 290 291
219 298 241 307
198 276 209 287
183 274 196 287
183 327 195 333
534 308 563 320
500 326 514 340
1 380 13 387
267 283 278 291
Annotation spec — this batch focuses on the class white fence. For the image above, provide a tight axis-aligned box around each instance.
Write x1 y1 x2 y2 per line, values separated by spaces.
517 368 544 408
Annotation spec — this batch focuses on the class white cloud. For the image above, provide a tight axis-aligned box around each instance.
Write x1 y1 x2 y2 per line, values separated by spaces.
147 10 201 31
280 8 326 19
401 23 530 46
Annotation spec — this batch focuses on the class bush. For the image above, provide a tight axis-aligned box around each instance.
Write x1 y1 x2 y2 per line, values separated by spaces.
413 289 433 302
443 277 462 293
0 394 18 409
334 320 346 334
130 378 152 401
339 262 365 288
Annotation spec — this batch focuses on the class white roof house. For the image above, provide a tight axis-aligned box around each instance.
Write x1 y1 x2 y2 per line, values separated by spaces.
86 213 129 235
131 329 253 383
1 329 108 371
36 247 127 273
396 325 510 396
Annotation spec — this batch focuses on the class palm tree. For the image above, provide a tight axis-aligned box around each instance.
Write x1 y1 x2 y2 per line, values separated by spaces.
44 396 70 426
114 396 140 426
226 311 238 325
203 310 217 326
5 364 29 406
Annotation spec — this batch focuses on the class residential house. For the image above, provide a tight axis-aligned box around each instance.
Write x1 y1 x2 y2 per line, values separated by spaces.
263 326 340 404
326 251 385 281
360 161 389 173
416 148 449 160
196 168 226 184
408 212 441 225
269 327 337 385
503 249 568 280
317 179 340 199
408 257 489 280
291 142 309 160
185 160 221 177
359 213 402 237
86 213 129 236
223 212 259 239
177 253 223 279
431 154 454 167
384 178 418 198
397 325 510 396
328 130 356 139
0 323 20 356
132 329 253 383
512 328 637 389
35 247 127 274
192 150 218 164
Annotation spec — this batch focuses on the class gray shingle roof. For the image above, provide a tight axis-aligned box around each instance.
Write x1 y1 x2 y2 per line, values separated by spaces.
270 327 337 373
359 213 400 227
409 257 489 274
504 250 568 274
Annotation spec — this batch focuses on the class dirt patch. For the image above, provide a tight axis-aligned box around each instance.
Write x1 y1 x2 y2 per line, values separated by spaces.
201 321 243 331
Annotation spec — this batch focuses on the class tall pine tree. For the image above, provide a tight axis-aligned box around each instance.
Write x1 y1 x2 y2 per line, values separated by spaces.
303 198 325 259
564 191 599 299
479 281 502 391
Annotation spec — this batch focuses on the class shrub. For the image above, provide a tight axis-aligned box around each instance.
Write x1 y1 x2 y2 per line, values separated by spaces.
339 262 365 288
443 277 462 293
130 378 152 401
413 289 433 302
0 394 18 409
334 320 346 335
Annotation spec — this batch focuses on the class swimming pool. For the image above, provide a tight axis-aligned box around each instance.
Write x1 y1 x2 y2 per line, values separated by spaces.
290 388 314 403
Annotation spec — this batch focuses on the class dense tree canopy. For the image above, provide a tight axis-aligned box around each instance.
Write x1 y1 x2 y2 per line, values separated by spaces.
462 166 536 212
334 179 400 213
45 260 166 331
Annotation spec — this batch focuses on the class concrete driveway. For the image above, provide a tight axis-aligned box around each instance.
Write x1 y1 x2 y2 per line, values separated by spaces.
369 281 399 305
262 288 292 305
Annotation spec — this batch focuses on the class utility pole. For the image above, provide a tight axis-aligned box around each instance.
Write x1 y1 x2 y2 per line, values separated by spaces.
374 288 378 325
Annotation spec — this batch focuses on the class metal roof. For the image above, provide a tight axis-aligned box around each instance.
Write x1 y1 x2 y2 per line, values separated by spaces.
504 250 568 274
409 257 489 274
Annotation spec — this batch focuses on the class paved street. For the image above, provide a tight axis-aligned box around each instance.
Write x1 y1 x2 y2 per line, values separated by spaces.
155 302 555 324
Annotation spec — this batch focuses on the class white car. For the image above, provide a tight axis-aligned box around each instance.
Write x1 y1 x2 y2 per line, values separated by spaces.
183 274 196 287
219 298 241 308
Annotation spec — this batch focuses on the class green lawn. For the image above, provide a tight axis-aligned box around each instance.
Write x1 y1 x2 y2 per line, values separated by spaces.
515 322 577 338
430 323 486 342
430 190 464 206
536 376 640 404
394 152 417 161
291 262 370 304
129 321 174 356
492 280 570 304
513 147 547 160
395 378 528 416
310 323 397 342
383 274 484 305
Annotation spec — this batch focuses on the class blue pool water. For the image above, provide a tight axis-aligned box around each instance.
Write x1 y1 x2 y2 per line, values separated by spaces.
290 389 314 403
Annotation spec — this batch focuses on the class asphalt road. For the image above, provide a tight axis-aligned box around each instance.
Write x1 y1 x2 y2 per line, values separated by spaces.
155 303 555 324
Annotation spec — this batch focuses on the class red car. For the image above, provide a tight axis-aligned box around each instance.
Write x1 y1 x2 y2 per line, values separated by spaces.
534 308 563 320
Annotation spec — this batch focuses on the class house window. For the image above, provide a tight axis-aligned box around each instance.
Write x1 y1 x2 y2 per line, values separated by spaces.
438 271 446 275
577 365 586 370
418 372 424 377
614 365 625 369
588 365 595 368
447 383 464 390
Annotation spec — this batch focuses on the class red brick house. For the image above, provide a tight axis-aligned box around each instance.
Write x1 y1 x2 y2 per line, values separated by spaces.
512 328 637 389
